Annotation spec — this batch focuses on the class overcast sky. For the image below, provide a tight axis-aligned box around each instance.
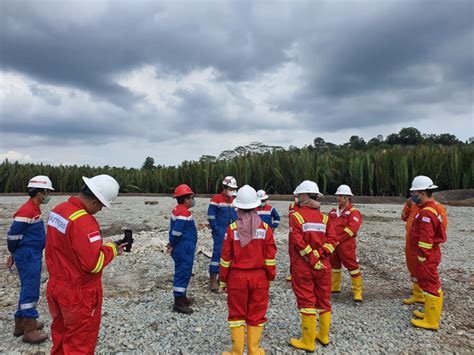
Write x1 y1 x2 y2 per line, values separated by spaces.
1 0 473 167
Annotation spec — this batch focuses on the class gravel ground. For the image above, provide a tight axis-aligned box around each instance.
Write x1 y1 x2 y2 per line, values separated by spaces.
0 195 473 354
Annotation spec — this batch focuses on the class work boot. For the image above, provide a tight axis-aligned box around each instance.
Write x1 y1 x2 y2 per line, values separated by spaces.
247 325 265 355
403 282 425 305
222 325 245 355
210 273 219 293
331 270 342 293
411 291 443 331
316 312 331 346
351 276 363 302
173 296 194 314
289 314 316 352
14 317 45 337
286 275 292 282
185 296 195 306
413 309 425 318
22 318 48 344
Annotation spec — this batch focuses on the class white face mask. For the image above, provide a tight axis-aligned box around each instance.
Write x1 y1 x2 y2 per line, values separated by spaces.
42 195 51 204
225 190 234 197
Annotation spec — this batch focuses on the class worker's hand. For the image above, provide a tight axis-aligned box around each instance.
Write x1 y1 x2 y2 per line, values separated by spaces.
166 243 173 255
116 243 129 256
219 281 227 293
406 198 413 207
6 255 14 268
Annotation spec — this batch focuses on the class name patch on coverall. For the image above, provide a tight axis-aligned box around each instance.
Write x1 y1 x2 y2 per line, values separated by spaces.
48 212 69 234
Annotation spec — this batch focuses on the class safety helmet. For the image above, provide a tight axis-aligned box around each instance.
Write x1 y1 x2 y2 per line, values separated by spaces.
222 176 238 189
233 185 261 209
409 175 438 191
335 184 353 196
27 175 55 190
293 180 322 196
256 189 269 201
174 184 194 197
82 174 120 208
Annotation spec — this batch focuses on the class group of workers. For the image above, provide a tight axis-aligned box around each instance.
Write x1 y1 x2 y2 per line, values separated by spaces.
6 173 447 354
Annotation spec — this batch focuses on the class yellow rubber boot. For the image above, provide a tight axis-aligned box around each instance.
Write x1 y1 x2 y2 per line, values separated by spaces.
351 276 363 302
286 275 292 281
316 312 331 346
331 270 342 293
403 282 425 305
247 325 265 355
222 326 245 355
413 309 425 318
289 314 316 352
410 292 443 331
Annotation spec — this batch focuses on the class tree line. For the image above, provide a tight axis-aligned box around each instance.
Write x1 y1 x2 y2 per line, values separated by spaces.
1 128 473 196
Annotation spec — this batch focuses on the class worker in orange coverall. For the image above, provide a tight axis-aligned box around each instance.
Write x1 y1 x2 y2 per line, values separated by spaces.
289 180 338 352
328 184 363 302
401 189 447 305
45 175 128 354
407 175 447 331
219 185 276 355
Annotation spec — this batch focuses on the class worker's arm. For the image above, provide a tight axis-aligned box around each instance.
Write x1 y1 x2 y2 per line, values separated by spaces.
289 213 315 264
321 218 337 257
207 200 218 231
344 210 363 238
70 217 118 274
416 211 436 262
7 209 35 254
271 207 280 230
169 212 191 247
219 227 233 288
401 200 411 221
264 227 277 281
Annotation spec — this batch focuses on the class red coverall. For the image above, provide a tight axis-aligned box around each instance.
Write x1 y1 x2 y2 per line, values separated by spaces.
219 221 277 327
45 197 118 354
289 207 337 315
409 201 447 296
402 200 447 281
328 204 363 278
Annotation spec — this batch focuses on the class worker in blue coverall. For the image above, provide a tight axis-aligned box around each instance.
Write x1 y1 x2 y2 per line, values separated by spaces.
168 184 198 314
207 176 238 292
256 189 281 230
6 175 54 344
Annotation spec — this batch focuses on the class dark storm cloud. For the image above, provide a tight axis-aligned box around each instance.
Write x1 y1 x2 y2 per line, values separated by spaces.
1 0 472 156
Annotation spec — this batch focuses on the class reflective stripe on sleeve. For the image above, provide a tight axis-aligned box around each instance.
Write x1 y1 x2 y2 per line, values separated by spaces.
220 258 231 268
68 209 88 221
264 259 276 266
299 245 312 256
344 227 354 237
323 243 335 254
91 251 105 273
418 241 433 249
7 235 23 241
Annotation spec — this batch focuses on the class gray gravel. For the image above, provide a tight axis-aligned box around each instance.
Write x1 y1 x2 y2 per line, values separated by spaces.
0 196 473 354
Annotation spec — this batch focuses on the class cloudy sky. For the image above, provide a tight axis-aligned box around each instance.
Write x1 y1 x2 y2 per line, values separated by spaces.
1 0 473 167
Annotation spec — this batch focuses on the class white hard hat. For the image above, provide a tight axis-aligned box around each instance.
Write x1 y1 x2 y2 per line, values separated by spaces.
233 185 261 209
335 184 353 196
222 176 238 189
293 180 322 196
27 175 55 190
256 189 269 200
409 175 438 191
82 174 120 208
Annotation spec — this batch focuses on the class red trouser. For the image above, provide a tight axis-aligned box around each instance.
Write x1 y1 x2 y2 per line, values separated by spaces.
227 269 269 326
405 233 417 281
330 237 360 278
415 246 442 296
46 279 103 355
291 258 331 313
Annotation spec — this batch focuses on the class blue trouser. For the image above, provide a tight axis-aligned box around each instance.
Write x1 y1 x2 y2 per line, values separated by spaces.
13 249 42 319
172 240 196 297
209 229 225 274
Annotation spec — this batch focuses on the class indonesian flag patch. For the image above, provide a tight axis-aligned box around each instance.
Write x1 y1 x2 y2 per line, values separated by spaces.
88 231 102 243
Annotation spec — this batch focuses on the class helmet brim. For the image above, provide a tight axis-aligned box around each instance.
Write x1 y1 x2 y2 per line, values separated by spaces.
233 200 261 209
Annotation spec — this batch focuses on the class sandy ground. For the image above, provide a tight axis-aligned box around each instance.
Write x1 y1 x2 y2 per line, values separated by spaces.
0 195 473 354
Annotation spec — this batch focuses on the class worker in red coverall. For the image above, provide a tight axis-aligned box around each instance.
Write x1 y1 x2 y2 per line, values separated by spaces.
407 176 447 331
219 185 277 355
289 180 338 352
401 195 447 305
45 175 128 354
328 184 364 301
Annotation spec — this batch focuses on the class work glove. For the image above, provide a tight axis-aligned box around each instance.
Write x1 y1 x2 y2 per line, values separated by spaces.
309 250 325 270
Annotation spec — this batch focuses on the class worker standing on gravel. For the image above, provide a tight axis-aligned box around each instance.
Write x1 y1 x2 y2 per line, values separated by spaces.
46 175 128 354
407 176 447 331
289 180 338 351
6 176 54 344
256 189 281 230
207 176 238 292
401 188 447 305
219 185 276 355
328 185 364 301
168 184 198 314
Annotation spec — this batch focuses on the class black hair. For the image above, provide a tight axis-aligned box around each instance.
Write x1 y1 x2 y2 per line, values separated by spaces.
81 184 96 198
28 188 45 198
308 193 319 200
176 194 193 204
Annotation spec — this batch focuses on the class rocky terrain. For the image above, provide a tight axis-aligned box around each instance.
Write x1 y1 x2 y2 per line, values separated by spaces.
0 196 473 354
